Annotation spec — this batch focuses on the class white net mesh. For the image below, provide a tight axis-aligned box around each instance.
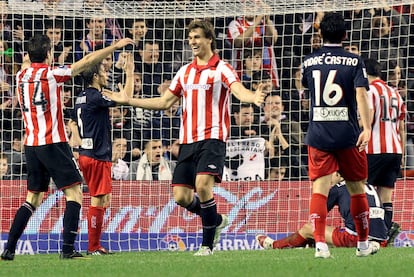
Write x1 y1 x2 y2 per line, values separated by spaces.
1 0 414 254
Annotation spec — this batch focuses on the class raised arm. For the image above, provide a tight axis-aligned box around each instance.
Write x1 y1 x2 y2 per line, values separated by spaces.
121 53 134 98
71 38 134 77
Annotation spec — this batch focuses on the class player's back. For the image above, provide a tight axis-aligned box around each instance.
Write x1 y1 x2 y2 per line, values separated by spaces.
302 46 369 150
74 87 115 161
328 182 387 241
16 64 72 146
367 79 405 154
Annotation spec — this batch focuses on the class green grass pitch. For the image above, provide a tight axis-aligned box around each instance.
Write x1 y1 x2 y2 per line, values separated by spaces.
1 247 413 277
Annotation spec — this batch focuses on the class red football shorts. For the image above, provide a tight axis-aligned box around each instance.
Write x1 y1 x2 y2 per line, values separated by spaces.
78 155 112 196
332 227 358 247
307 146 368 181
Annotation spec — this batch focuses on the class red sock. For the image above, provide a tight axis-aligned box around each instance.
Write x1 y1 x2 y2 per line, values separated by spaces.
88 206 105 251
309 193 327 243
272 231 307 249
350 193 369 242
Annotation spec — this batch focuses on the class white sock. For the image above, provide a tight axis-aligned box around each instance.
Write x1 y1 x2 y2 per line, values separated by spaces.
315 242 329 251
357 240 369 250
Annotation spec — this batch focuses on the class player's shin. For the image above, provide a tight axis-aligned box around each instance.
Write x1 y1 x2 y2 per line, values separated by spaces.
200 198 218 250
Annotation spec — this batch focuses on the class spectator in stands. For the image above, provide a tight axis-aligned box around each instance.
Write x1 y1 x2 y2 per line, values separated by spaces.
381 59 402 91
62 79 76 120
135 39 173 97
0 88 21 152
75 16 113 61
125 18 151 66
266 157 288 181
109 106 142 162
101 51 130 92
0 152 11 180
7 131 26 180
0 39 13 98
299 90 310 134
342 7 372 50
280 60 302 122
282 11 325 57
130 71 151 126
364 12 405 72
343 39 361 56
111 133 129 181
227 1 279 87
310 33 322 52
129 139 175 181
230 103 259 139
149 88 181 161
45 19 72 66
244 70 273 119
241 48 263 88
260 92 305 180
0 1 23 67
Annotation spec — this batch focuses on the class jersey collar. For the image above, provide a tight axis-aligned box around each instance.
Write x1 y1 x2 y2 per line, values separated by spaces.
323 43 342 47
191 54 220 72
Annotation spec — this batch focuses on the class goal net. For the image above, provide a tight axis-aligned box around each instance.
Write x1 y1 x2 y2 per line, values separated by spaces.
1 0 414 254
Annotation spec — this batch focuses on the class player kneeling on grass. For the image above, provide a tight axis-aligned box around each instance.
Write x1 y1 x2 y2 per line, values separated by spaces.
257 172 388 252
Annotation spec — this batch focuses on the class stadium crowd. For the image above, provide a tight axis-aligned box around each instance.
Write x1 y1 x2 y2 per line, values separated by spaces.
0 0 412 182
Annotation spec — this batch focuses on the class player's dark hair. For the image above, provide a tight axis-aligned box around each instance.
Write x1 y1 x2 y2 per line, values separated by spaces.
320 12 346 44
27 34 51 63
187 19 216 52
364 58 381 77
81 63 101 87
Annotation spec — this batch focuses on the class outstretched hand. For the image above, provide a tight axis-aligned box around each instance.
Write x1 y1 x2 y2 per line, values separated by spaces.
253 83 269 107
102 85 129 105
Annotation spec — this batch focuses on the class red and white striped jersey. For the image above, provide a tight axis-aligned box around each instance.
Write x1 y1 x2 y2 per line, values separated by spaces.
227 16 279 87
16 63 72 146
168 54 239 144
366 79 406 154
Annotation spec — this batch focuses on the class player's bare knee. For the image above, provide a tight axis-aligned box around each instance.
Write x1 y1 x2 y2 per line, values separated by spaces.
63 184 83 204
26 192 45 208
173 188 192 207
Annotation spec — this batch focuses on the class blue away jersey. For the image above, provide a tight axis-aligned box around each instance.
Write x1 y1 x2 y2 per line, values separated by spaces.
327 182 387 241
74 87 116 161
302 45 369 150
